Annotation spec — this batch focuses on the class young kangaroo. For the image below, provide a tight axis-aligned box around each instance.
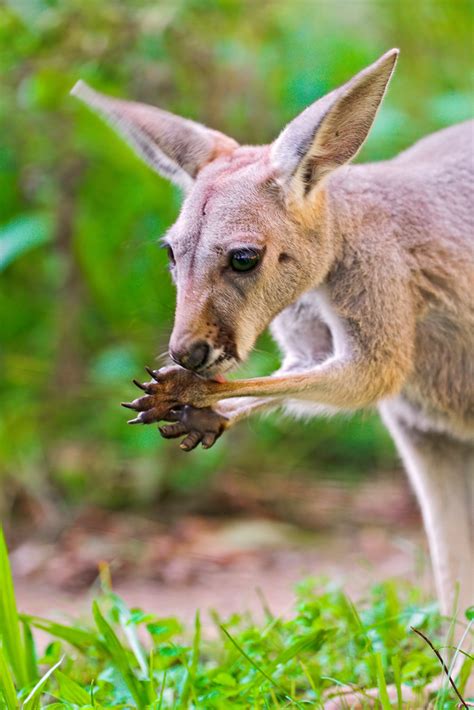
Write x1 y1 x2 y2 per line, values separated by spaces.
72 50 474 629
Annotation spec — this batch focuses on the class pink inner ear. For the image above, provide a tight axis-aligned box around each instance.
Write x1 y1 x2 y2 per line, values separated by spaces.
201 132 239 169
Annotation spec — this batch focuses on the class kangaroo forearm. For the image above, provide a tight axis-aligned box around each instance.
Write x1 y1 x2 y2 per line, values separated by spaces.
124 356 407 420
216 396 281 426
205 357 405 409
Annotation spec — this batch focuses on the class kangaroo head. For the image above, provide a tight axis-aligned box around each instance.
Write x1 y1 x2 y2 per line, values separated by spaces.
72 49 398 377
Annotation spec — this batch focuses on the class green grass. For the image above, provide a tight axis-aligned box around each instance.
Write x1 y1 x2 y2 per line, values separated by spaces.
0 528 472 709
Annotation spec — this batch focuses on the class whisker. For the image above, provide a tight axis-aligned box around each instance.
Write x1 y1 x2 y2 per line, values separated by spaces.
250 346 269 355
152 353 173 370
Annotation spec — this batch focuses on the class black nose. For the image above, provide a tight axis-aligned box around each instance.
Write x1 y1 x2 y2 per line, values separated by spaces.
171 341 210 371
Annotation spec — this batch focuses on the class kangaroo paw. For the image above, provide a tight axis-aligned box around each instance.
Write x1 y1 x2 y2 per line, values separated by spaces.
159 404 228 451
121 365 216 425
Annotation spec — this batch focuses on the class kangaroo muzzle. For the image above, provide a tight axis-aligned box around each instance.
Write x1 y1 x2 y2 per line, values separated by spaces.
170 340 210 372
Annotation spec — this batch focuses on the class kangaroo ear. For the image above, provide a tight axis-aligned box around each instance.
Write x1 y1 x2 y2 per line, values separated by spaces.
270 49 399 199
71 82 238 191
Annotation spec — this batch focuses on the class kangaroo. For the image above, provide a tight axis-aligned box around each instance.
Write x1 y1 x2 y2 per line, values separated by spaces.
72 49 473 649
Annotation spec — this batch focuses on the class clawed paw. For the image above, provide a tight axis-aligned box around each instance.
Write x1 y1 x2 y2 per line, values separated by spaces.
121 367 175 425
121 366 226 450
159 404 228 451
121 365 207 423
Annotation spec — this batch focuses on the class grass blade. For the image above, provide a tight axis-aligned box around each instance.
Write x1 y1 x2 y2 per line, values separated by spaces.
191 612 201 677
92 601 147 709
109 593 155 704
54 670 96 706
157 669 167 710
392 653 402 710
20 615 103 653
375 652 392 710
272 629 329 667
21 621 38 685
0 527 28 687
220 624 301 707
446 618 473 695
108 593 148 676
22 655 63 708
178 611 201 708
0 643 17 710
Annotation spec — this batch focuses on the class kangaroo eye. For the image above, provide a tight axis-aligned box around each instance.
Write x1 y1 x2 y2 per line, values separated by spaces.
230 248 260 273
166 246 175 267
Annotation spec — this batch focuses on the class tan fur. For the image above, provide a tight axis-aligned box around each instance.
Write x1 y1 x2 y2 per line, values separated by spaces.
73 51 474 639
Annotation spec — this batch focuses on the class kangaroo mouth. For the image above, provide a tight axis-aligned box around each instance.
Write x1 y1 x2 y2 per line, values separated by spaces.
197 353 239 379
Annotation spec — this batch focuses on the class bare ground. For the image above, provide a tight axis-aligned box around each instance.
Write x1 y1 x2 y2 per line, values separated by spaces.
10 469 432 626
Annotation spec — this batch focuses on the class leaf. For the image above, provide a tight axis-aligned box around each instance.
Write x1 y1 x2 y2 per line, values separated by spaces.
22 655 64 709
107 592 148 676
392 653 402 710
191 612 201 678
21 621 38 685
0 643 17 710
375 652 392 710
0 214 51 271
214 672 236 687
147 618 182 643
220 624 297 704
92 601 147 709
20 615 102 654
127 610 156 626
272 629 330 667
54 670 95 706
178 612 201 708
0 527 28 687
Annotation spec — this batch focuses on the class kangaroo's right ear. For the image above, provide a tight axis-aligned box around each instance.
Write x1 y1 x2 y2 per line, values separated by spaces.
270 49 399 201
71 82 239 191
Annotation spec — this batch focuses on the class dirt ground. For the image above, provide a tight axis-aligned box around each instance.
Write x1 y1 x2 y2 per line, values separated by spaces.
10 470 433 627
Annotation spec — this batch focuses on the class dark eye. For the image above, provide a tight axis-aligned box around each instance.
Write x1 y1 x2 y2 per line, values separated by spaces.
229 248 260 273
166 246 175 267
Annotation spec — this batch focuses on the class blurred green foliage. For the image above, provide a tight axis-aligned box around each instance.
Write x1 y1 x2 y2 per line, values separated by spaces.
1 0 472 513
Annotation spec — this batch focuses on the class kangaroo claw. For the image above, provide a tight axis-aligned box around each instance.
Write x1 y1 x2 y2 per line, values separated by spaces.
133 378 148 391
127 416 143 425
121 401 138 410
124 365 218 431
180 431 203 451
128 409 165 425
159 422 188 439
145 366 159 380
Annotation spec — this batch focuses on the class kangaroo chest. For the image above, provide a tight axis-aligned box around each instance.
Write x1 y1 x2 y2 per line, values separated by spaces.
269 288 345 367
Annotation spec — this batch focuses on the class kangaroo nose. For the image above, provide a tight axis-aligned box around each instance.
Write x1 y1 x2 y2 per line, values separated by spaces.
170 341 210 371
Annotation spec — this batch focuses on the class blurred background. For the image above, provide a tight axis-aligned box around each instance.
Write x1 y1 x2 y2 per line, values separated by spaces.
1 0 472 614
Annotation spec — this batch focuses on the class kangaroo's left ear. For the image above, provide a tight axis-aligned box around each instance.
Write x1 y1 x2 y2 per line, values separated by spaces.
270 49 399 199
71 82 239 191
